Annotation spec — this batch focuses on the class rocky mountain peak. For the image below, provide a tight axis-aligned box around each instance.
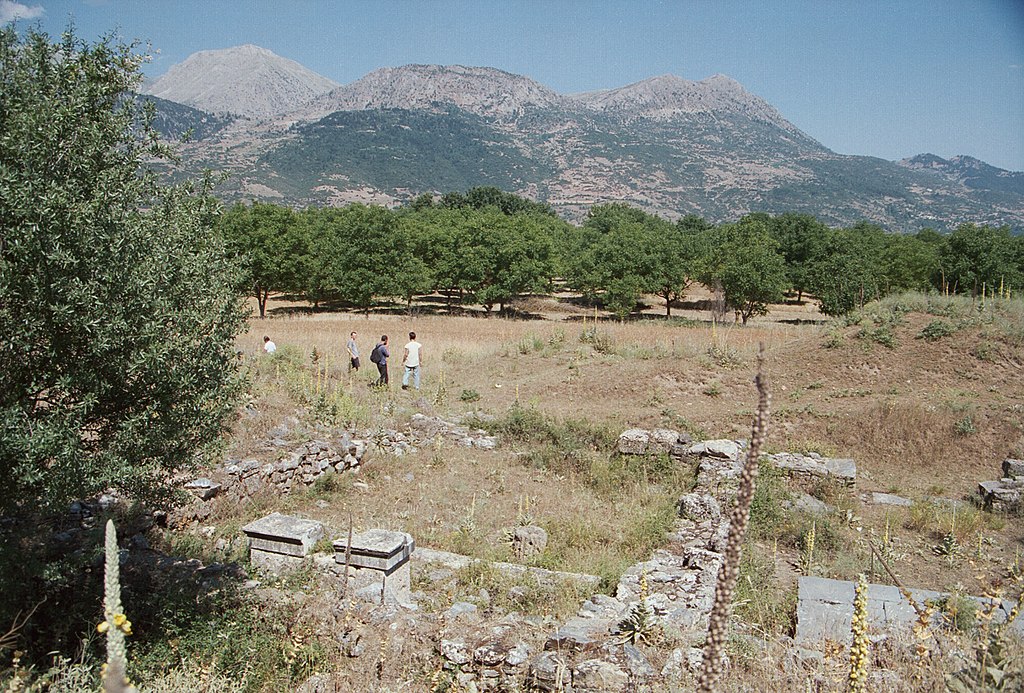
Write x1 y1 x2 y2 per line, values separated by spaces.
297 63 568 121
570 72 802 135
144 44 339 120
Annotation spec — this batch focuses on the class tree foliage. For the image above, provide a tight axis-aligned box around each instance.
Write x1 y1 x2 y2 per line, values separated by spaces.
220 202 305 317
0 27 247 514
701 218 788 323
212 190 1022 321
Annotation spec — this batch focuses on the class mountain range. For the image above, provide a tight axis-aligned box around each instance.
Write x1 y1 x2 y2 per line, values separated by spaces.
142 45 1024 232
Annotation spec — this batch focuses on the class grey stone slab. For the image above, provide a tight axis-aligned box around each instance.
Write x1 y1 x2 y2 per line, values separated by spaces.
250 548 306 575
184 478 221 500
649 429 680 452
796 597 854 645
796 576 1024 646
799 576 855 604
868 492 912 507
824 458 857 484
242 513 324 556
688 439 743 461
250 536 312 557
545 617 612 652
617 429 650 455
866 583 904 603
334 529 415 559
1003 458 1024 479
340 548 413 574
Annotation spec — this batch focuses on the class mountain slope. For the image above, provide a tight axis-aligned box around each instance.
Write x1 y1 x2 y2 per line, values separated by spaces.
146 51 1024 232
144 44 339 119
294 64 569 121
898 154 1024 200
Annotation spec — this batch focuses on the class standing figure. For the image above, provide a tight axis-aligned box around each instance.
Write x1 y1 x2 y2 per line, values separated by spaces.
263 335 277 354
402 331 423 390
370 334 390 387
347 331 360 371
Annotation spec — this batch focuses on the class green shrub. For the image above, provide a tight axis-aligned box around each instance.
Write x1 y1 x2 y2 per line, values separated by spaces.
735 544 797 635
748 463 790 540
917 319 957 342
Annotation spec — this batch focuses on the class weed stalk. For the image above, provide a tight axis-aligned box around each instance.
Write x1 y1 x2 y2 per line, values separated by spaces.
697 343 771 692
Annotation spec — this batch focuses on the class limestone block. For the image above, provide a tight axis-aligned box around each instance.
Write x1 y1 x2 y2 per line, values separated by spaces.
184 478 221 501
649 428 680 453
512 525 548 559
1003 458 1024 479
334 528 415 574
440 638 472 666
678 493 722 523
573 658 629 691
824 457 857 484
867 492 912 507
687 439 743 460
529 652 571 692
617 429 649 455
250 548 306 575
242 512 325 557
506 641 530 667
790 492 830 515
544 617 611 652
622 643 656 679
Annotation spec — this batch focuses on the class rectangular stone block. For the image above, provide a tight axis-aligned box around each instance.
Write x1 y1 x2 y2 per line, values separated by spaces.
250 548 306 574
1003 459 1024 480
242 512 325 557
823 458 856 485
334 529 415 575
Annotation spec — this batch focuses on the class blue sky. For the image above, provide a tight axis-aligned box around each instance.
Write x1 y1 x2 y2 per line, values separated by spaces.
5 0 1023 171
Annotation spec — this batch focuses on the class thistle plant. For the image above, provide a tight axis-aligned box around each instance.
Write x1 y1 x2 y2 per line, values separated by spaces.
798 521 817 575
697 344 771 692
848 574 870 693
619 570 657 645
98 520 137 693
432 367 448 406
515 495 535 527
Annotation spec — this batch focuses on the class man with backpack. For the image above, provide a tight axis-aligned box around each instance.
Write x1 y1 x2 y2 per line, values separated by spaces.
369 335 390 387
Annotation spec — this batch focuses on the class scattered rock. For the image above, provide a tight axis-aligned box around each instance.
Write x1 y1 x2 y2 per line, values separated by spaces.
511 525 548 559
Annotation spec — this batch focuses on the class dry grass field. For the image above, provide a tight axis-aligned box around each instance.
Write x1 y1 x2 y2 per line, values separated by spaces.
182 287 1024 690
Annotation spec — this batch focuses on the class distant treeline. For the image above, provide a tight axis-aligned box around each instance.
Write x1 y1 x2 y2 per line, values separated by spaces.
218 187 1024 320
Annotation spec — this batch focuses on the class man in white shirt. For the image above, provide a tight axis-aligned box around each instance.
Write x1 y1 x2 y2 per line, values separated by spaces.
263 335 277 354
402 331 423 390
346 331 360 371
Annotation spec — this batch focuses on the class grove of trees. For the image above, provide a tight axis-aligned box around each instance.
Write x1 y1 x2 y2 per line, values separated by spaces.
219 195 1024 322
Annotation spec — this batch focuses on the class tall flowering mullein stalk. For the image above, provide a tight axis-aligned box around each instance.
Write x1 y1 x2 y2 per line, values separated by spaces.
697 345 771 692
98 520 137 693
848 574 870 693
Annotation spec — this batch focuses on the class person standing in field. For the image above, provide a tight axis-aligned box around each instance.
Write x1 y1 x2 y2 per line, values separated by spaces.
347 331 360 371
370 335 390 387
263 335 277 354
402 331 423 390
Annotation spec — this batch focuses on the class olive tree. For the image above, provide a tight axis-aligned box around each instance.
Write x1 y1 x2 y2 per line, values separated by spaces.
0 28 248 515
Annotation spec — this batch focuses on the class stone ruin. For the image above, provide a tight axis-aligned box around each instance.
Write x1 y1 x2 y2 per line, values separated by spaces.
174 413 499 523
182 420 1023 690
978 457 1024 512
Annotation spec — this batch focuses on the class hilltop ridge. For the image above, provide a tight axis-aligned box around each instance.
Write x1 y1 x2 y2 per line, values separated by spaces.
144 46 1024 232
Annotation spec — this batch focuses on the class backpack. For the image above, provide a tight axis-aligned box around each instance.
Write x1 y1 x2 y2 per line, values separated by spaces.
370 344 384 364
